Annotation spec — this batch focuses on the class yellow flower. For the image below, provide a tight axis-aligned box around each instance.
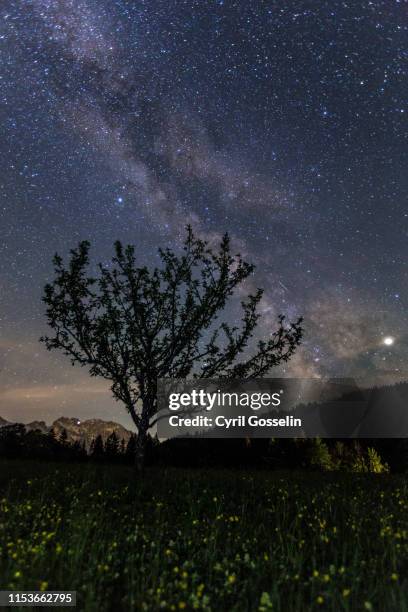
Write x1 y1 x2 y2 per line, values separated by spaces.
227 574 236 584
391 573 398 582
40 581 48 592
342 588 351 597
178 603 186 610
323 574 330 582
313 570 319 578
316 596 324 605
14 571 22 578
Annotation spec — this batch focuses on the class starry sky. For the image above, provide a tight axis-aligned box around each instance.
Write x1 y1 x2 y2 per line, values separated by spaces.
0 0 406 427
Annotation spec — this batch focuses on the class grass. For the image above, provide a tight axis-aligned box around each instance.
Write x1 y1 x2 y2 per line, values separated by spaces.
0 460 407 611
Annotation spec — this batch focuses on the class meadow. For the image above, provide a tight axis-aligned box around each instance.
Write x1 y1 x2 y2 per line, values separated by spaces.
0 460 407 611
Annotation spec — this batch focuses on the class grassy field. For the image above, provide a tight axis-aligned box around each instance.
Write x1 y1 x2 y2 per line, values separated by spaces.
0 460 407 611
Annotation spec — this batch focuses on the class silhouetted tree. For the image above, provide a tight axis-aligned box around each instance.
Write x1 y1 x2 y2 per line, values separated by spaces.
59 428 68 447
105 431 119 459
71 439 87 460
0 424 26 458
125 434 137 461
41 227 303 469
90 434 104 460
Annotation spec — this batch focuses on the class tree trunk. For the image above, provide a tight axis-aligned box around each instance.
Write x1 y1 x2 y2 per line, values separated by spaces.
135 428 147 473
133 397 152 473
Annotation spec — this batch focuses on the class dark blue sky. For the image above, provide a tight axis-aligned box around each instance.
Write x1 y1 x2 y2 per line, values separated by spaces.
0 0 406 425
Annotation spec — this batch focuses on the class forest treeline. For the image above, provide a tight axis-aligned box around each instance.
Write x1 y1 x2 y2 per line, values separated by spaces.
1 422 408 473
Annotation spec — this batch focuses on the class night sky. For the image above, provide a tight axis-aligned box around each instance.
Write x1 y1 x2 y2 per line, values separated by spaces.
0 0 406 427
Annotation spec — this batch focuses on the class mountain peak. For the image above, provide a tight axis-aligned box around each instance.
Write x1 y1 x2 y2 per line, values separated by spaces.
0 415 134 450
50 416 133 449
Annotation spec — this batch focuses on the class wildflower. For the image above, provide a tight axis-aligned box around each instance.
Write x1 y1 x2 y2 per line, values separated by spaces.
258 592 273 610
364 603 373 611
14 571 22 578
40 581 48 591
391 573 398 581
342 589 351 597
316 595 324 605
227 574 236 584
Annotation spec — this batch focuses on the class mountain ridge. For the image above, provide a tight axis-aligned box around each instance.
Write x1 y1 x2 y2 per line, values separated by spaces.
0 415 134 448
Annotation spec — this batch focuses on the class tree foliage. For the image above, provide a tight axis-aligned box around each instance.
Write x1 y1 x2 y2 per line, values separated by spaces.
41 227 303 466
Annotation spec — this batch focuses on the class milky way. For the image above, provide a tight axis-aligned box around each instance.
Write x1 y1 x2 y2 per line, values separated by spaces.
0 1 406 425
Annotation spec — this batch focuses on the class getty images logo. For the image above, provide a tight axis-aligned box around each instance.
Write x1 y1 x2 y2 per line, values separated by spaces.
168 389 283 412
